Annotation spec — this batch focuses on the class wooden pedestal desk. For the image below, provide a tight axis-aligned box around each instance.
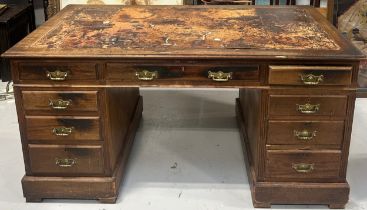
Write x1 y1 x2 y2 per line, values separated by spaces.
2 5 365 208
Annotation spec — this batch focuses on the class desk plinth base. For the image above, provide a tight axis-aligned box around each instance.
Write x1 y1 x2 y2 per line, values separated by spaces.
21 96 143 203
235 98 349 209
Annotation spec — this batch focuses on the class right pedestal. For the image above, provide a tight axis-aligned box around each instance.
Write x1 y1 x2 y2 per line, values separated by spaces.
236 87 356 209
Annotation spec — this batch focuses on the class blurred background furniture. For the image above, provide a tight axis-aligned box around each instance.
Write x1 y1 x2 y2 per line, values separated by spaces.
0 2 36 82
43 0 59 20
197 0 334 23
41 0 358 27
338 0 367 98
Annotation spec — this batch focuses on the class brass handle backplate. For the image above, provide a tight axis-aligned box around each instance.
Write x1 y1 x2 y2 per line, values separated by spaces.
297 103 320 114
294 130 317 141
208 71 233 82
55 158 76 167
49 99 72 110
46 70 69 81
52 127 74 136
300 74 324 85
135 70 158 81
292 163 314 173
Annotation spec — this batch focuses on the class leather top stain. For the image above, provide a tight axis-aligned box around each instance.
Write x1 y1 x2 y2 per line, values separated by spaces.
33 6 340 51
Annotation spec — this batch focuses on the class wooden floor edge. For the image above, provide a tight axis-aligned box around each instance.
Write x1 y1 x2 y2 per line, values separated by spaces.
235 98 350 209
21 96 144 203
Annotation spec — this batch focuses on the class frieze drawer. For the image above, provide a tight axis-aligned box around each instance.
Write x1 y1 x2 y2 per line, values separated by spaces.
17 62 98 83
268 65 352 86
265 150 342 180
267 120 345 146
268 95 348 118
28 144 104 176
106 64 260 84
22 91 99 114
25 116 100 141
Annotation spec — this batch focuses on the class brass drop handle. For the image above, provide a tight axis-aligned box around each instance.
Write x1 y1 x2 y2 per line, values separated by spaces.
46 70 69 81
52 127 74 136
297 103 320 114
292 163 314 173
208 71 232 82
135 70 158 81
300 74 324 85
294 130 317 141
56 158 76 167
49 99 72 110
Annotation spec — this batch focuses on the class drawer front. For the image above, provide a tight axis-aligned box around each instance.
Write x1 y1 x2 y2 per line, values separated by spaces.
269 65 352 86
22 91 98 113
106 64 260 83
266 150 341 179
267 121 345 146
268 95 348 118
18 62 98 82
26 117 100 141
28 144 104 175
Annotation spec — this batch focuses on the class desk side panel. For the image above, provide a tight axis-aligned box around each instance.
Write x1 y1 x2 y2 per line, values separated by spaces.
239 88 266 180
104 87 140 172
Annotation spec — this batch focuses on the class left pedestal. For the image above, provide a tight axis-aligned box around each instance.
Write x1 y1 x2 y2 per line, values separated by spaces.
14 86 142 203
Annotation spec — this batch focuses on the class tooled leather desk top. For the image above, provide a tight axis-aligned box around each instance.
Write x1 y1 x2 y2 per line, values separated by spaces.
3 5 364 59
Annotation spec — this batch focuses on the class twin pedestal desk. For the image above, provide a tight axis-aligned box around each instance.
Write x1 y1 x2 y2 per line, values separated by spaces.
3 5 365 208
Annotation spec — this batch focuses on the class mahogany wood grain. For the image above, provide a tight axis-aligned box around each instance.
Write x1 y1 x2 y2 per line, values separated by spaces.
104 88 140 171
22 91 99 114
268 95 348 118
106 63 260 82
25 116 100 141
21 96 143 202
239 88 267 180
17 62 98 82
28 144 104 176
265 150 342 180
236 98 349 208
269 65 352 86
267 120 345 146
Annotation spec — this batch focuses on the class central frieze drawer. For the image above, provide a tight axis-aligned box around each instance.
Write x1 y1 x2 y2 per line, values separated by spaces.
106 64 260 82
268 95 348 118
267 120 345 146
17 62 98 82
265 150 341 180
26 116 100 141
269 65 352 86
22 91 99 114
28 144 104 175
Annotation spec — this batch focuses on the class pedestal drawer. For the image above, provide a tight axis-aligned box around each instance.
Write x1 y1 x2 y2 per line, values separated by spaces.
265 150 341 180
22 91 98 114
26 116 100 141
268 65 352 86
268 95 348 118
28 144 104 175
267 120 345 146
